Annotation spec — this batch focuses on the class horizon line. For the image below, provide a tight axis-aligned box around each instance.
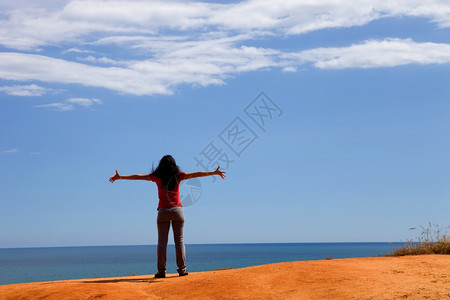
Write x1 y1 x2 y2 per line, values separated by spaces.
0 241 406 250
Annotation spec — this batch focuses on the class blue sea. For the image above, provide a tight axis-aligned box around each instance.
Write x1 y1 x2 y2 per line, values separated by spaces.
0 243 402 285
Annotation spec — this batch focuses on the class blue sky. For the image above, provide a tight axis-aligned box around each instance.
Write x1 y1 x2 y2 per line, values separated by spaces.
0 0 449 248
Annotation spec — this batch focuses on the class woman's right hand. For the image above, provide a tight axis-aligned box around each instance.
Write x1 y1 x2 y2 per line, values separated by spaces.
214 166 226 179
109 170 120 183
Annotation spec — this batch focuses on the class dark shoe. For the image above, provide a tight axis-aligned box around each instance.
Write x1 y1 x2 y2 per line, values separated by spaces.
178 270 188 277
154 272 165 278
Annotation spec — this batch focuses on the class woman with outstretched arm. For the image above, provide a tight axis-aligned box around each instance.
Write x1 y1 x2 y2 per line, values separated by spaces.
109 155 226 278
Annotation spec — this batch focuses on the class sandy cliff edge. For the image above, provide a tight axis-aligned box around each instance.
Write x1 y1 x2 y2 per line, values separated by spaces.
0 255 449 300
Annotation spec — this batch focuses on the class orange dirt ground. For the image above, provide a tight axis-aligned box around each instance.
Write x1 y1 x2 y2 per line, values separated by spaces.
0 255 448 300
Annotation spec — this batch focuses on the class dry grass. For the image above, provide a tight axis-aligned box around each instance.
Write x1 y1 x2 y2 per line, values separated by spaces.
385 223 450 256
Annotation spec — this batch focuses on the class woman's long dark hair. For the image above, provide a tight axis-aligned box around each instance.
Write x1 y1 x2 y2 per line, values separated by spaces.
151 155 181 191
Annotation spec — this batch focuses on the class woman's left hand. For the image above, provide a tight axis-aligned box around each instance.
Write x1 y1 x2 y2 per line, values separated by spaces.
109 170 120 183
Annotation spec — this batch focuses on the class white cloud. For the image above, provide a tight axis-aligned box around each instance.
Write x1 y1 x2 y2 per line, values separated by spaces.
34 102 74 111
1 1 450 96
0 84 50 96
2 38 450 96
77 55 123 65
3 148 19 154
0 52 170 95
0 0 69 11
67 97 102 107
291 38 450 69
282 66 297 72
35 97 102 111
0 42 278 95
1 0 450 51
64 47 94 53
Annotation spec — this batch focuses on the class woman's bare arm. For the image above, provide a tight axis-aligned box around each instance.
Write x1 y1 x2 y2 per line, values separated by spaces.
184 166 226 180
109 170 151 183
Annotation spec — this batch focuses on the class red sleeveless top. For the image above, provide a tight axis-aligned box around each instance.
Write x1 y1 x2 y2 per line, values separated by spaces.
148 172 186 208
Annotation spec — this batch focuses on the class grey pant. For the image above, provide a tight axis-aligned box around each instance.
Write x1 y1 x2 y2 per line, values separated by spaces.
157 206 186 273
